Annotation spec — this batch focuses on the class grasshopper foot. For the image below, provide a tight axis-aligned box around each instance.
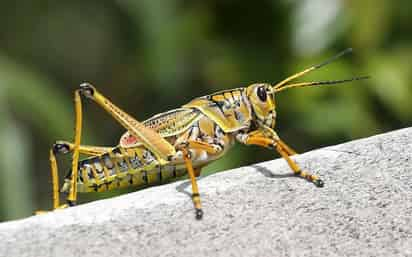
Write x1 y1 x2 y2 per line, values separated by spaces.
195 208 203 220
313 179 324 188
66 200 77 207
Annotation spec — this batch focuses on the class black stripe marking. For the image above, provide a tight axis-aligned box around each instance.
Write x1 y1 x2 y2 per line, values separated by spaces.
101 153 114 169
130 152 142 169
112 147 121 154
233 90 242 107
211 99 230 118
78 170 84 182
89 184 99 192
142 170 148 184
188 125 194 139
172 165 177 178
229 91 237 105
230 91 242 108
240 89 249 108
234 109 241 122
208 87 245 98
158 165 163 182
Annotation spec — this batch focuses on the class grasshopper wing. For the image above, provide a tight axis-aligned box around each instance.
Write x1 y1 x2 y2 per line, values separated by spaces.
120 108 202 148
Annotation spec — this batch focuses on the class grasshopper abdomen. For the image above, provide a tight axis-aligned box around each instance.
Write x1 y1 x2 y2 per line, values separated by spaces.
62 146 187 193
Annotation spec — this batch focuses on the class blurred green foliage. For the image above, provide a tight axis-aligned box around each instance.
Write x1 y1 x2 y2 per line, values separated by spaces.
0 0 411 221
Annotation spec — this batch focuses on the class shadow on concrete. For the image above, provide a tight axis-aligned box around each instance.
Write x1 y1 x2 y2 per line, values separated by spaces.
175 176 206 197
251 164 295 179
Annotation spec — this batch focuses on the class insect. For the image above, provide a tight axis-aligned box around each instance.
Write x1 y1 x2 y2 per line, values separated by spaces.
40 48 367 219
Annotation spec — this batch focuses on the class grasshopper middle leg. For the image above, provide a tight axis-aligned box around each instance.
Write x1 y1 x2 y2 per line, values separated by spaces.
181 148 203 219
175 139 226 219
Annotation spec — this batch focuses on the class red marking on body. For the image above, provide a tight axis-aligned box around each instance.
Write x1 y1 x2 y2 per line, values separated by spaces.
120 133 139 146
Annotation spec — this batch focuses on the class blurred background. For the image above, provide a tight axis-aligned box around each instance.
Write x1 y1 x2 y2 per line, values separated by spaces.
0 0 411 221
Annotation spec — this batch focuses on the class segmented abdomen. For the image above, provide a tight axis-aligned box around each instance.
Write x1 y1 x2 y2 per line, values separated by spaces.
62 146 186 193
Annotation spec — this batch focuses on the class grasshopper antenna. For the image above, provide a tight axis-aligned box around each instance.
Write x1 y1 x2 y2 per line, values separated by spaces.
273 48 353 90
273 75 370 93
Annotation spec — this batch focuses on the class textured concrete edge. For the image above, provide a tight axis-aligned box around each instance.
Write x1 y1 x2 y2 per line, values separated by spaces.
0 127 411 232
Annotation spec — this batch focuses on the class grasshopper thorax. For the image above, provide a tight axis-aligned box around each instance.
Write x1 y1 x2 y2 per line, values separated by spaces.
245 83 277 128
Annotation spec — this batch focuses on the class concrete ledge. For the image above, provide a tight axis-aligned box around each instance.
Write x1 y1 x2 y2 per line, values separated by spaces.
1 128 412 257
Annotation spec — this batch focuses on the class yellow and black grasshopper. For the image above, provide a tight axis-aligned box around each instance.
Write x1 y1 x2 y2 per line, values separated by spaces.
41 49 367 219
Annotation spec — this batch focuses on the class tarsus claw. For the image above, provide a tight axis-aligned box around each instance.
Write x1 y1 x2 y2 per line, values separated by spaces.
314 179 324 187
195 209 203 220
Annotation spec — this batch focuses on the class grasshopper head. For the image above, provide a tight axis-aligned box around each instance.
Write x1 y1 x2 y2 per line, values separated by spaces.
246 83 277 128
245 49 369 130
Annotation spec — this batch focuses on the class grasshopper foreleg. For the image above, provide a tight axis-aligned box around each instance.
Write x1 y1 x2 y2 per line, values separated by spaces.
237 130 324 187
277 139 298 156
37 90 83 213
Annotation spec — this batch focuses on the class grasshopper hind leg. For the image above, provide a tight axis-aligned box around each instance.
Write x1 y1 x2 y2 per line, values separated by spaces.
53 141 113 156
36 142 111 214
35 148 68 214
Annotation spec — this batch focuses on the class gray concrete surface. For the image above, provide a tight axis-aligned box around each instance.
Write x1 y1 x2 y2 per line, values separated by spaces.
1 128 412 257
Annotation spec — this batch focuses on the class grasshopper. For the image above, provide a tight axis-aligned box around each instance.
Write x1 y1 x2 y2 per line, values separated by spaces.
41 49 367 219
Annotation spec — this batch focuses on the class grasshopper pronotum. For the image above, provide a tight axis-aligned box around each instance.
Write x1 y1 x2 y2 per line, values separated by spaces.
41 49 367 219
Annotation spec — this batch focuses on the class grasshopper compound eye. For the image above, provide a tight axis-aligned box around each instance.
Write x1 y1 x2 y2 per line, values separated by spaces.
257 86 267 102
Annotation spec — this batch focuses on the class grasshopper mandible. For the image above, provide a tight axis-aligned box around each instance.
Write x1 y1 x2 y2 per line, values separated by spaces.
41 49 367 219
